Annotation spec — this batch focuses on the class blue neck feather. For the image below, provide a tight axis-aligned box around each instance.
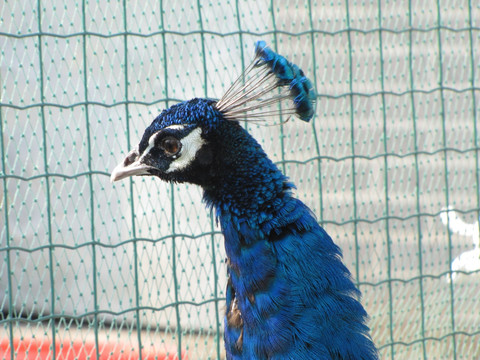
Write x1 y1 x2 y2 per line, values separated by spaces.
201 122 377 359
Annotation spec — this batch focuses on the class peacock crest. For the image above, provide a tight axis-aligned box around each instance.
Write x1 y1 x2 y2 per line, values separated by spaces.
216 41 316 123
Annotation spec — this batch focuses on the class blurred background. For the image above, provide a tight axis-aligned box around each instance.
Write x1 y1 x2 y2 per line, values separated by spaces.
1 0 479 359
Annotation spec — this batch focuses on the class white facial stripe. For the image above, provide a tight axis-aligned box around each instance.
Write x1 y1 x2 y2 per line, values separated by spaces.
166 127 204 173
164 124 186 131
138 133 157 163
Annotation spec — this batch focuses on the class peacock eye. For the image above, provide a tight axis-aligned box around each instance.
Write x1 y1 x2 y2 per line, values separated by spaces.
160 137 182 156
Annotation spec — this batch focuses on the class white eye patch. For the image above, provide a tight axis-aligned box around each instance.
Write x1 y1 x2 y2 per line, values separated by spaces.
166 127 205 173
139 124 188 162
138 125 205 173
146 124 187 151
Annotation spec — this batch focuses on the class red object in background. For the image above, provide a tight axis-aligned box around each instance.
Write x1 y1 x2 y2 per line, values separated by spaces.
0 338 187 360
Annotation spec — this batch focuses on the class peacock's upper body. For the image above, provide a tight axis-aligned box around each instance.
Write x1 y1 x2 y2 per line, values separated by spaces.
111 42 378 359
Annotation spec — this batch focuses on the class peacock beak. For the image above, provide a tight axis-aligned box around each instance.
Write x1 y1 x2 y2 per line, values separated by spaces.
110 148 155 183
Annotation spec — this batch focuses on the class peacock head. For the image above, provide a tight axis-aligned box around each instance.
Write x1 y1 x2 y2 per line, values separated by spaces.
111 41 316 186
110 98 227 185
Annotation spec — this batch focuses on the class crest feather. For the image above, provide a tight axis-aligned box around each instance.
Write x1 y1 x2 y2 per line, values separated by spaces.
215 41 316 123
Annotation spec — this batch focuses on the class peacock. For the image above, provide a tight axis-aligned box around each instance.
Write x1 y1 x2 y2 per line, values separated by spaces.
111 41 378 359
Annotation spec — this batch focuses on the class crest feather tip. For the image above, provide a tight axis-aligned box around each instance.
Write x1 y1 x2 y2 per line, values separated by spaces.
217 41 316 122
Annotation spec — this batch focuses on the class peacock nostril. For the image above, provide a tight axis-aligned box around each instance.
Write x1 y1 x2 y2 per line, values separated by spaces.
124 150 139 166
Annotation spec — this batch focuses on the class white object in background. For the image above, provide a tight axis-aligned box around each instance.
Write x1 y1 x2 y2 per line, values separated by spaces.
440 206 480 283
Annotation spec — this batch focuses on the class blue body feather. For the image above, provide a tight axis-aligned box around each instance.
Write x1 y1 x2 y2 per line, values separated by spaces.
112 42 378 359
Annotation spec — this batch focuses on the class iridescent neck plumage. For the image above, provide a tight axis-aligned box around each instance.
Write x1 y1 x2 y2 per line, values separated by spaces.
203 151 292 220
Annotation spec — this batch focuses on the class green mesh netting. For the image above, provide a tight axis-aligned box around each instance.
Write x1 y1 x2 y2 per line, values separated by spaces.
1 0 480 359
